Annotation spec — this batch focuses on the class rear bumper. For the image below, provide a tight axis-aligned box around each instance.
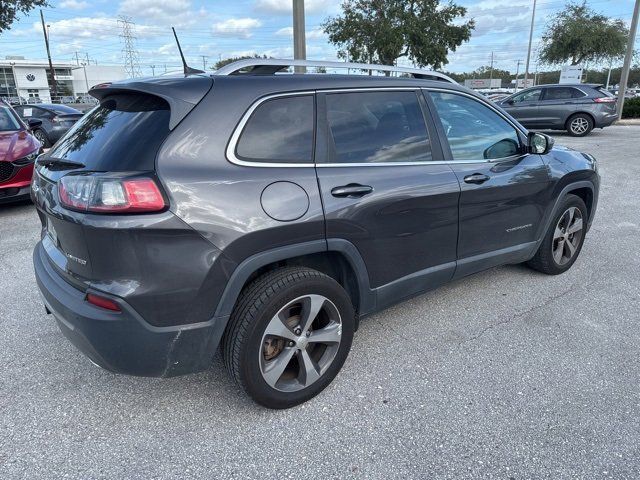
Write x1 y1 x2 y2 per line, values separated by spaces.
33 241 228 377
594 112 617 128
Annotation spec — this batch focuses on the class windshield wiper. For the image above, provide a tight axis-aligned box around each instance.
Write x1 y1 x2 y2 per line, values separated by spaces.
36 158 86 171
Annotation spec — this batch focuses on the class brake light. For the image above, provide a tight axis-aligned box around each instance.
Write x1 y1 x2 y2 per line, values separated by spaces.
59 175 166 213
86 293 121 311
594 97 616 103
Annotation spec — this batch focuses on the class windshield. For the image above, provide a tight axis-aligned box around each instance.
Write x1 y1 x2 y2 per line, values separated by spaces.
0 106 22 131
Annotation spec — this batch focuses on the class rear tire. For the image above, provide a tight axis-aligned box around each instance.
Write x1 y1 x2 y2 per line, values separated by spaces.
566 113 593 137
222 267 355 409
527 194 588 275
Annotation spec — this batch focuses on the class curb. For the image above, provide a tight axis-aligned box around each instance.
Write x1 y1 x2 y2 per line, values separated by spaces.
615 119 640 125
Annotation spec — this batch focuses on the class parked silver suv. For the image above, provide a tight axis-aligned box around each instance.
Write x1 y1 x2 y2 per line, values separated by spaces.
497 84 617 136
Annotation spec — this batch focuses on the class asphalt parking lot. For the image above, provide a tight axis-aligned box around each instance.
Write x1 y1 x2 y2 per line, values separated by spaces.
1 125 639 479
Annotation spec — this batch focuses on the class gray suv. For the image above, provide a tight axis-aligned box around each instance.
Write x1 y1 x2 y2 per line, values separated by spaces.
32 60 600 408
497 84 617 136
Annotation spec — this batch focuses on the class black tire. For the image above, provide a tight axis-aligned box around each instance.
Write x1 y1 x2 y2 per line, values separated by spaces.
566 113 594 137
527 194 588 275
222 267 355 409
33 129 50 147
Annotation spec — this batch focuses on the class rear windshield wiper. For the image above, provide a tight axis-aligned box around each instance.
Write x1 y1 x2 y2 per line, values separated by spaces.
36 158 86 171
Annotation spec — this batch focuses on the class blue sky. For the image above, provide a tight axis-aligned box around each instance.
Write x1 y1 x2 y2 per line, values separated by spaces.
0 0 637 75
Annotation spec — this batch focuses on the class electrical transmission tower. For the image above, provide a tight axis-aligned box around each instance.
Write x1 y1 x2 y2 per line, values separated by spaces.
118 15 142 78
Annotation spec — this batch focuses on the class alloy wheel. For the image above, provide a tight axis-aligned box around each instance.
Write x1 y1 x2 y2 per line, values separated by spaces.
34 130 47 145
259 294 342 392
552 206 584 265
570 117 589 135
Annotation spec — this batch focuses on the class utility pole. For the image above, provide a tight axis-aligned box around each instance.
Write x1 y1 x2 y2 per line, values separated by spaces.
200 55 208 71
617 0 640 120
40 10 57 101
489 51 494 81
524 0 537 87
150 65 156 76
292 0 306 73
605 58 613 90
74 51 80 66
514 59 523 92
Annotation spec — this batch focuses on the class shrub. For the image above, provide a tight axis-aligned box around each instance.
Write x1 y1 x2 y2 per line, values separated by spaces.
622 97 640 118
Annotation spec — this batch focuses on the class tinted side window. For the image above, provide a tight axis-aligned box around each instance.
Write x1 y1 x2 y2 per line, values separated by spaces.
325 91 432 164
430 92 521 161
236 95 314 163
544 87 585 100
511 88 542 103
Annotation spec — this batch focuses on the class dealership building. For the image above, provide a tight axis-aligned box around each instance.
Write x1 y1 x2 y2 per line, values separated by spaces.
0 56 126 102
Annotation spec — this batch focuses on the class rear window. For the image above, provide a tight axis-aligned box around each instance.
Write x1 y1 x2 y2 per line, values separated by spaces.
595 87 615 98
48 94 170 171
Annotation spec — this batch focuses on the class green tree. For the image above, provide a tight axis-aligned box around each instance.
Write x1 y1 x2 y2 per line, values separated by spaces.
539 1 628 66
322 0 474 70
0 0 48 33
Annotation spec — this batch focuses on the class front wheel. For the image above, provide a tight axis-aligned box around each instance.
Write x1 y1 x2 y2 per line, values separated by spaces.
222 267 355 409
527 194 588 275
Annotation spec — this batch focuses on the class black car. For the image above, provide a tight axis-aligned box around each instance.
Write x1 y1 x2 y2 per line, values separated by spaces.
14 103 83 147
497 84 617 136
31 59 599 408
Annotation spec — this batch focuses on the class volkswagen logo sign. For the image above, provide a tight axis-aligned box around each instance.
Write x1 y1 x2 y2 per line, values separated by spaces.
26 74 36 82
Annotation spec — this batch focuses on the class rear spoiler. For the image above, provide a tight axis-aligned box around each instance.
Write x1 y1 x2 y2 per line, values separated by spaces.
89 75 213 130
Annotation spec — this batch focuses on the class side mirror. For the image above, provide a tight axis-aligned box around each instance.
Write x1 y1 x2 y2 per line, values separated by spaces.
528 132 554 155
27 118 43 129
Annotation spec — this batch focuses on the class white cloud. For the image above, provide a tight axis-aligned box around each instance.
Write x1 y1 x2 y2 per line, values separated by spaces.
255 0 340 15
59 0 89 10
212 18 262 38
275 26 326 40
118 0 198 27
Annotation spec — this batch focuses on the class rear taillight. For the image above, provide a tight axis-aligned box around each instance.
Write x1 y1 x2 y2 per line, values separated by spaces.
594 97 616 103
58 175 166 213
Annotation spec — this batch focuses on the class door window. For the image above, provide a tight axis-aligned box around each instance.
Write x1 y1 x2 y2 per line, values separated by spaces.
430 91 521 161
325 91 432 163
510 88 543 103
236 95 314 163
543 87 585 100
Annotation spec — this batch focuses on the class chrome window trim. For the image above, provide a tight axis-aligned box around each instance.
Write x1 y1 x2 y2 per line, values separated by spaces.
226 90 317 168
226 87 529 169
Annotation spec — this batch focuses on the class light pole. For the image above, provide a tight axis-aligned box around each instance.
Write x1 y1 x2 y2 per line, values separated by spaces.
292 0 306 73
524 0 537 86
616 0 640 120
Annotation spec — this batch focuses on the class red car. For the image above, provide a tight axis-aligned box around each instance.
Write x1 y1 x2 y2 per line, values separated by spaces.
0 100 42 204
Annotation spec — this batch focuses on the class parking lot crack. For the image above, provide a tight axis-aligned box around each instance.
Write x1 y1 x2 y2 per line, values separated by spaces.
458 263 605 346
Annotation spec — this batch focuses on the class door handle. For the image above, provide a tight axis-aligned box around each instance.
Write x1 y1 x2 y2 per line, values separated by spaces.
463 173 490 184
330 184 373 198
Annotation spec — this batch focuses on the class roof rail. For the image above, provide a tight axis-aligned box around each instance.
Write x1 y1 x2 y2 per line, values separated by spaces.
213 58 457 84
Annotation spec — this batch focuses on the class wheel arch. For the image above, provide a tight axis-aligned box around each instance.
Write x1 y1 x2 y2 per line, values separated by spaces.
565 111 595 130
213 239 374 325
536 180 597 247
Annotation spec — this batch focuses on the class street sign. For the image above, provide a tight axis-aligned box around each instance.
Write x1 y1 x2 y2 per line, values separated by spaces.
559 65 582 84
